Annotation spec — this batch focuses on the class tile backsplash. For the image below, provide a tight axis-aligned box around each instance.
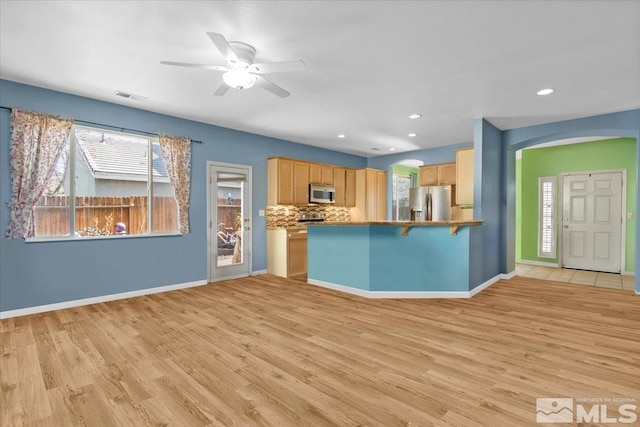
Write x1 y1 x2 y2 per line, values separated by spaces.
266 205 351 229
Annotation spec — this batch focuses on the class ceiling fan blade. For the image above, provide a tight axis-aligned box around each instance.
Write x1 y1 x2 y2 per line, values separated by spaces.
207 32 239 62
248 60 306 74
160 61 227 72
213 81 231 96
255 75 290 98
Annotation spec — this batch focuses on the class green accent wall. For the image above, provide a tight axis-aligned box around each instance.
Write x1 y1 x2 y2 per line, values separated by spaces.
516 157 522 262
516 138 636 272
392 164 419 175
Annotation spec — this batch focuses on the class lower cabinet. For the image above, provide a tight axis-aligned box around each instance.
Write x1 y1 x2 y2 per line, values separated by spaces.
266 229 307 278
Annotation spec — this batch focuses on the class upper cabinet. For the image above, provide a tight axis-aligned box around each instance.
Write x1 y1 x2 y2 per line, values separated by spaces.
270 158 294 205
455 148 474 205
268 158 309 205
419 162 456 186
309 163 334 185
333 167 356 207
353 168 387 221
419 165 438 186
268 157 354 206
293 161 310 205
437 163 456 185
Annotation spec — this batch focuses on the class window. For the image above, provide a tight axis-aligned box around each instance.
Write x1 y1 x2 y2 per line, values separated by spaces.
392 173 413 221
538 176 556 258
34 126 179 238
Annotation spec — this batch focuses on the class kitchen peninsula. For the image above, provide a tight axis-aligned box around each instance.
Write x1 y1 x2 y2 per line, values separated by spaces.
307 220 482 298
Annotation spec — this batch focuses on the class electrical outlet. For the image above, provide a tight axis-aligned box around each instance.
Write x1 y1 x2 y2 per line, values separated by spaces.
258 209 265 217
627 212 633 219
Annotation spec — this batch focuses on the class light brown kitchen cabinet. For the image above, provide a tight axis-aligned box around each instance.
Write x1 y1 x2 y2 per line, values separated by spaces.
419 165 438 186
268 158 294 205
287 231 308 277
419 162 456 186
456 148 474 205
438 162 457 185
345 169 356 207
309 163 334 185
321 165 334 185
268 158 310 205
333 167 346 206
333 167 357 207
354 168 387 221
293 161 309 205
266 229 307 278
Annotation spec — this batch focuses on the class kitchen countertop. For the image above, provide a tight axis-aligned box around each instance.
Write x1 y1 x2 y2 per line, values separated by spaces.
307 219 482 236
307 220 483 226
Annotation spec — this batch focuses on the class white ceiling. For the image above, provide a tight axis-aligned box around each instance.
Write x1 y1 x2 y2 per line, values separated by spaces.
1 1 639 157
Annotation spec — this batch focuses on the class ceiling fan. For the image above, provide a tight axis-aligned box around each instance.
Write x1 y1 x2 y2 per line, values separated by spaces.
161 32 306 98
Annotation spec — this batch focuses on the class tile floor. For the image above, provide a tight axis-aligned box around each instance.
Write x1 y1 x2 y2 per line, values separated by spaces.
516 263 636 291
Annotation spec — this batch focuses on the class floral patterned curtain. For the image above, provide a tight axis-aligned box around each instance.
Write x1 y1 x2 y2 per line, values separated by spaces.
5 110 73 239
159 135 191 234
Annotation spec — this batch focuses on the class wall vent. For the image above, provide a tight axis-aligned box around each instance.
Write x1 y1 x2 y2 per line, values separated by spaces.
114 91 147 101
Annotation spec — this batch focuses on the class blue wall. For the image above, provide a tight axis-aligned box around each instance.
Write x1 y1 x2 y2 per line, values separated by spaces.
0 79 366 312
468 119 503 289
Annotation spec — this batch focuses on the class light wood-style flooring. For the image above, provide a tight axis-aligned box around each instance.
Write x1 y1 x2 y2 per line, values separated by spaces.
1 275 638 426
516 263 636 291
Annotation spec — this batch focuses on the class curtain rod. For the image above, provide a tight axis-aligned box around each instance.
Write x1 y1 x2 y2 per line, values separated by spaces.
0 105 202 144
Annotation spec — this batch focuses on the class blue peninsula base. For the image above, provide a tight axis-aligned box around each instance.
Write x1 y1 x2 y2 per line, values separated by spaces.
307 223 482 298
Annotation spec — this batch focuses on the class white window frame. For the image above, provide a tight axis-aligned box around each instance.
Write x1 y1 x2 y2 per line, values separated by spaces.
27 125 180 242
538 176 557 258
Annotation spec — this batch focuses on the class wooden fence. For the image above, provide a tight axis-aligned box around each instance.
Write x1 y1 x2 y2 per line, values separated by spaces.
35 196 177 236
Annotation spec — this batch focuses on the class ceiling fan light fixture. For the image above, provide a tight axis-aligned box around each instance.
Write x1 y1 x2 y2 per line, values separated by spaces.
223 69 257 89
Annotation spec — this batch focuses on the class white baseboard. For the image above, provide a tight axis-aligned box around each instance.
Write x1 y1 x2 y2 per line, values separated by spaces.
307 279 372 298
501 270 517 280
518 259 559 268
469 271 515 297
251 269 267 276
308 272 512 299
0 279 208 320
621 270 636 277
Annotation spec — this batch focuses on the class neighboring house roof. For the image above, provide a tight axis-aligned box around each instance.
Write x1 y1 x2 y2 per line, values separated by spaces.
75 129 169 182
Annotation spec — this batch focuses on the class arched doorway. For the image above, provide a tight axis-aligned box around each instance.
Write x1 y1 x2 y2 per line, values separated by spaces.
511 134 637 290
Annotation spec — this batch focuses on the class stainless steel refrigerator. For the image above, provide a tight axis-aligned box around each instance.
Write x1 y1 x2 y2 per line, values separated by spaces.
409 186 452 221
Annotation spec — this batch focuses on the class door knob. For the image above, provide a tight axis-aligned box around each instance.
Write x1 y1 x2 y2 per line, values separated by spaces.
563 225 569 228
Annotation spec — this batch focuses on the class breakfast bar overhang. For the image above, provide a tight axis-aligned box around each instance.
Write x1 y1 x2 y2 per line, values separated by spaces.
307 221 483 298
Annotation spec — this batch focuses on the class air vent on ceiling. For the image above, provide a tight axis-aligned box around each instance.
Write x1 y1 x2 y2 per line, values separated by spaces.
114 91 147 101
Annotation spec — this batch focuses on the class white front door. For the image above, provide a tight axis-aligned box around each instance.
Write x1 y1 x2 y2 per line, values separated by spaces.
561 171 622 273
208 162 252 282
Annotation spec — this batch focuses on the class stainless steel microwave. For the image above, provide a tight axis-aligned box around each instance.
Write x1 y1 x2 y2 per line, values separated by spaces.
309 184 336 204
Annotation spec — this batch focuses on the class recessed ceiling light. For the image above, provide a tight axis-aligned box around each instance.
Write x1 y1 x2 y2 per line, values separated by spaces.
537 88 554 96
388 148 396 151
408 113 422 119
408 133 417 137
337 134 346 138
